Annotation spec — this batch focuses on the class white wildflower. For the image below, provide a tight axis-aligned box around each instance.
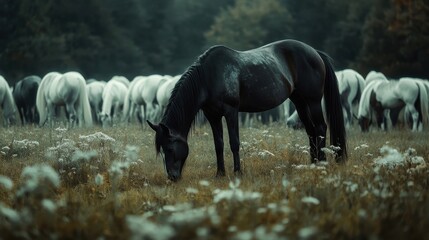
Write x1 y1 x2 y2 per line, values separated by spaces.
126 215 175 240
298 226 318 239
374 145 404 168
258 150 275 158
168 207 208 226
79 132 116 143
208 206 220 225
0 175 13 190
71 150 97 162
228 226 238 232
199 180 210 186
196 227 209 238
358 209 367 218
13 139 40 149
321 147 335 155
343 181 358 193
213 186 262 203
42 199 57 213
0 203 20 224
234 231 253 240
17 164 60 197
301 196 320 205
186 187 199 194
282 176 289 188
125 145 140 163
109 161 130 178
95 174 104 186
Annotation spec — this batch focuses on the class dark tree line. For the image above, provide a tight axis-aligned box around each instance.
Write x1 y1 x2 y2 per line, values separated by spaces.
1 0 428 85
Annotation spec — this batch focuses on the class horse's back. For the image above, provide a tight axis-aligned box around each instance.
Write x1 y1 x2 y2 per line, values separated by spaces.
87 81 105 102
142 75 167 102
109 76 130 87
104 79 128 102
216 40 323 112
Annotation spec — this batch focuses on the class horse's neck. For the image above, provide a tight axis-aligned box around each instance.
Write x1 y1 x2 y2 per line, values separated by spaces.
162 67 205 137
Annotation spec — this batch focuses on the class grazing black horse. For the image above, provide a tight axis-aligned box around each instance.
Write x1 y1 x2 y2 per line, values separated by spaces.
148 39 347 181
13 75 41 125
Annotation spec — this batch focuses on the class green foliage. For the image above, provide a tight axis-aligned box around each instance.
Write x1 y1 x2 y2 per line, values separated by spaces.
0 0 428 84
358 0 429 78
205 0 292 50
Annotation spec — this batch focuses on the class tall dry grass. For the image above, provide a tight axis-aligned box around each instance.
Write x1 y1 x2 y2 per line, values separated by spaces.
0 123 428 239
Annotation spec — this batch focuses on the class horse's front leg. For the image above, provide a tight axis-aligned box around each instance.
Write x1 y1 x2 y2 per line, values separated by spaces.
225 110 241 173
205 113 225 177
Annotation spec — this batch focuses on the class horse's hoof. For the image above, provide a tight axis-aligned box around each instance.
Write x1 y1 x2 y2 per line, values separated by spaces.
216 171 226 178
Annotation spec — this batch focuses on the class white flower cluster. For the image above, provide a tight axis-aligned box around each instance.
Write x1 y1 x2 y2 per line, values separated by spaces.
374 145 426 170
213 179 262 203
126 215 175 240
16 164 60 197
79 132 116 143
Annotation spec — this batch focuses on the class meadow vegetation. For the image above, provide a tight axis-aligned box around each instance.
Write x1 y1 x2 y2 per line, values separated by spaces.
0 123 428 239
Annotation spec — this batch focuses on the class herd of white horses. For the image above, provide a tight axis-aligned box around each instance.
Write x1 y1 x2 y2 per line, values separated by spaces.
0 69 428 132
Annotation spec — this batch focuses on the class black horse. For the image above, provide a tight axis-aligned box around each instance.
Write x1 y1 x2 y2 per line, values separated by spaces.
13 75 41 125
148 39 347 181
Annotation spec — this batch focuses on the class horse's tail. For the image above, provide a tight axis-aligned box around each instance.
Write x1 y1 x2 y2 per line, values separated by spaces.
318 51 347 161
101 86 113 117
416 81 429 128
36 77 49 126
78 79 93 127
353 74 365 105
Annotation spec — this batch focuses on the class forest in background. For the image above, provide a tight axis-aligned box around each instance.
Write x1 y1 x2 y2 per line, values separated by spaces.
1 0 428 84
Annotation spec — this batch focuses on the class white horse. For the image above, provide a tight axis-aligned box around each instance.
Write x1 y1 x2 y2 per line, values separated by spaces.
364 70 389 86
358 77 428 132
0 75 17 126
86 81 106 125
122 76 146 124
143 75 170 122
110 76 130 87
122 74 169 124
155 75 181 121
36 72 93 127
399 78 429 129
335 69 365 128
100 77 129 127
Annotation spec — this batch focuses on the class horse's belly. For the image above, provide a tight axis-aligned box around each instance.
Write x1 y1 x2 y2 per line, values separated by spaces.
239 89 288 112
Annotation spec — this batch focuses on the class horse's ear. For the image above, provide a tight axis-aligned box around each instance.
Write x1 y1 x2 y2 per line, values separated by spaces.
147 120 158 131
147 121 171 137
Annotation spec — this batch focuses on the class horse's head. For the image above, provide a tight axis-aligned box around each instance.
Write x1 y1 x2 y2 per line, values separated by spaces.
358 116 370 132
147 121 189 181
99 113 112 128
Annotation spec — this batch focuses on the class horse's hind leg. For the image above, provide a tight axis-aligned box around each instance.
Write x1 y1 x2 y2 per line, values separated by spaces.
225 110 241 173
65 103 77 127
292 98 327 163
406 105 420 131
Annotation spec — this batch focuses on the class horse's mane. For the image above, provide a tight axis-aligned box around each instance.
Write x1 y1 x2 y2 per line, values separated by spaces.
160 47 216 134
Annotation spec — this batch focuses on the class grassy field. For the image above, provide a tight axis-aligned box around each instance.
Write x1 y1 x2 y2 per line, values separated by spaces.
0 123 428 239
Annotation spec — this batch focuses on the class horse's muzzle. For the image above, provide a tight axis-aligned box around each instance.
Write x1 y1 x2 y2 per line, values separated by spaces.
167 171 181 182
